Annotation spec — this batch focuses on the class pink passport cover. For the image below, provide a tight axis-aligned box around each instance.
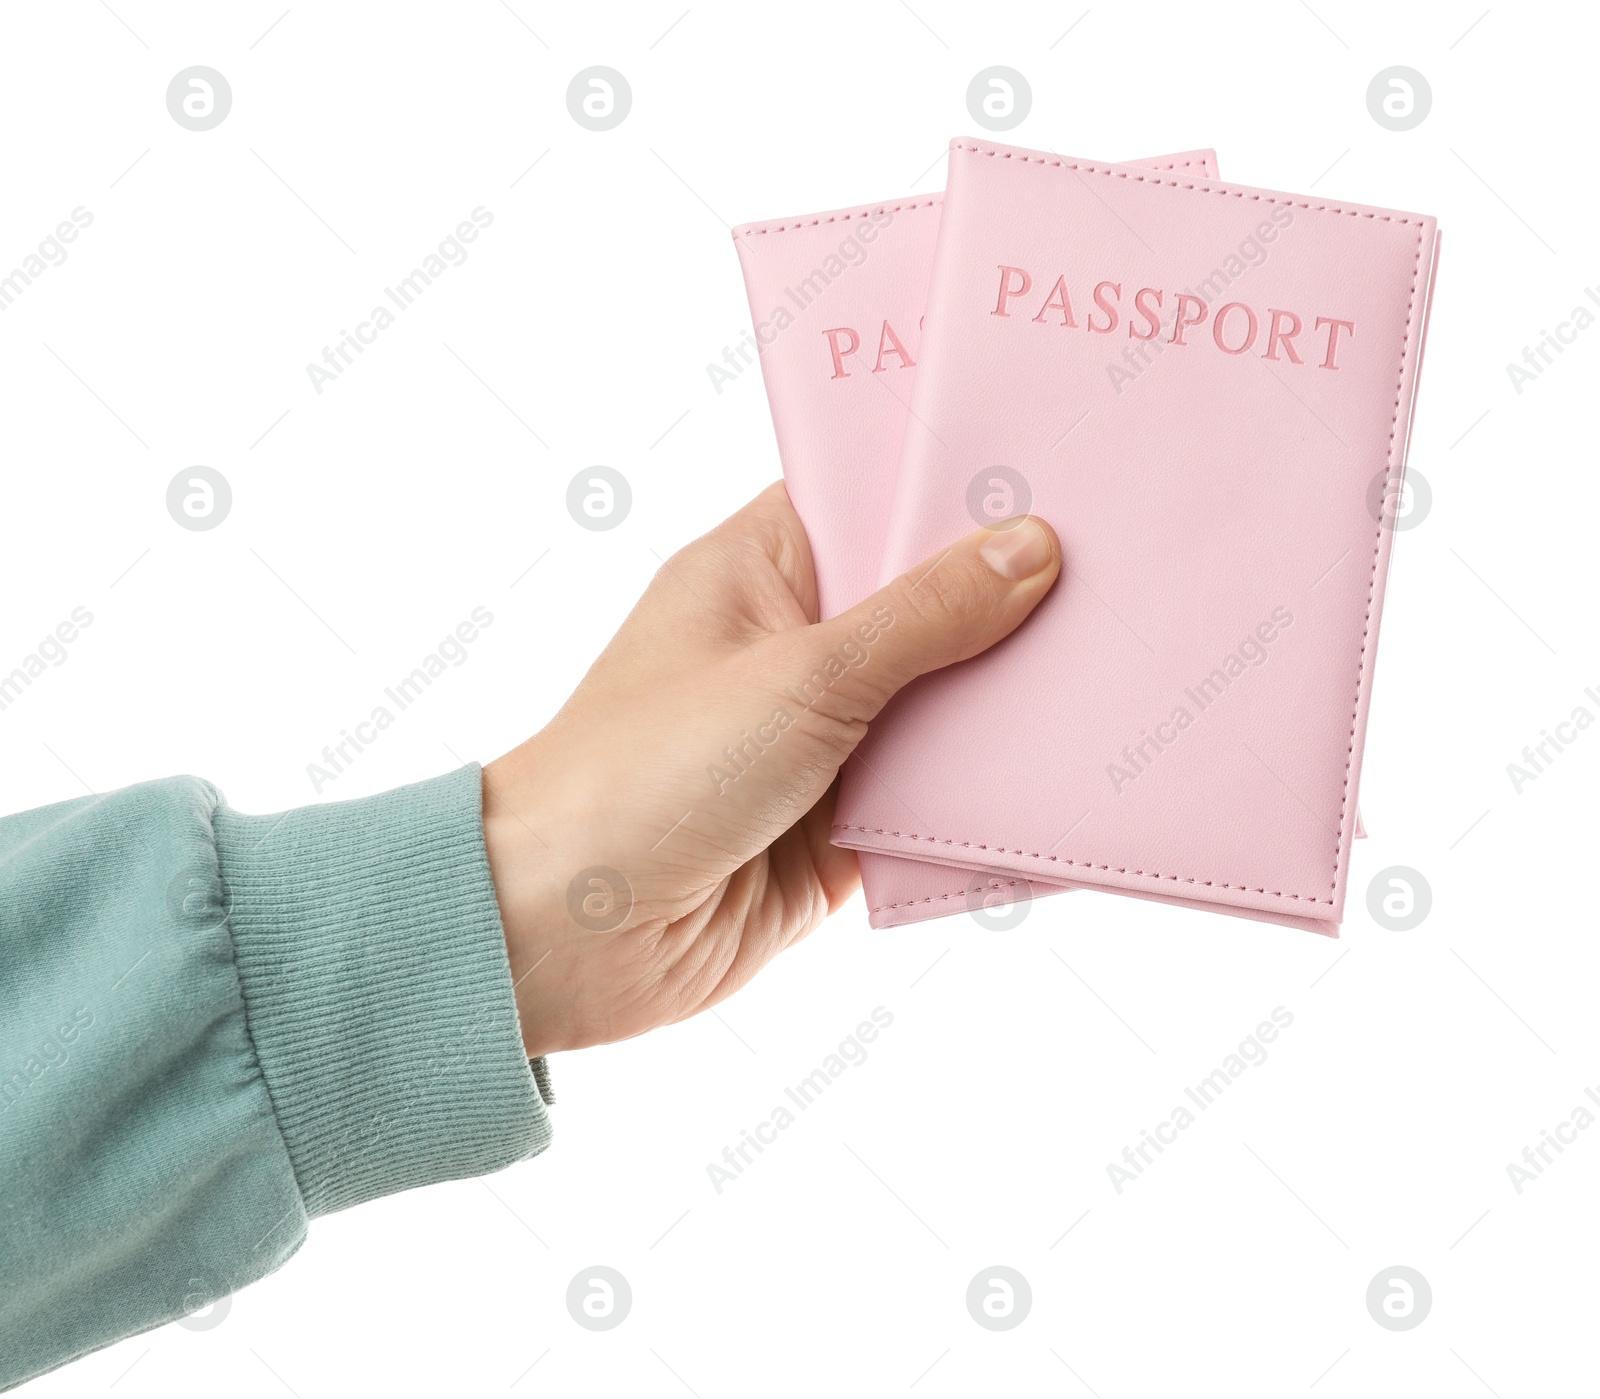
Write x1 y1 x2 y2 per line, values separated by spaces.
832 139 1440 936
734 149 1219 928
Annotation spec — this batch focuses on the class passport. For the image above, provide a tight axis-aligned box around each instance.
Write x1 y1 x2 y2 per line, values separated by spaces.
830 139 1439 936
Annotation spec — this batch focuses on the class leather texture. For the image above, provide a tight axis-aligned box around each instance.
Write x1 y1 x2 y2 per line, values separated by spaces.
831 139 1439 936
733 149 1219 929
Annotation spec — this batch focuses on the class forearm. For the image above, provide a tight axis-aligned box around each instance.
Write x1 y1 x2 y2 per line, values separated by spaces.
0 765 548 1390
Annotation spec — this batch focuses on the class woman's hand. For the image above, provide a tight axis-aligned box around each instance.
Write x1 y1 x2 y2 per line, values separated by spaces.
482 482 1060 1058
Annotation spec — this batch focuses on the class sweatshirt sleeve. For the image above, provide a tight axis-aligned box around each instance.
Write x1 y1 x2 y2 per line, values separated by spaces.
0 763 551 1391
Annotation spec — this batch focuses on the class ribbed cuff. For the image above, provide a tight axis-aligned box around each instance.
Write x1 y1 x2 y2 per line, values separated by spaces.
212 763 551 1218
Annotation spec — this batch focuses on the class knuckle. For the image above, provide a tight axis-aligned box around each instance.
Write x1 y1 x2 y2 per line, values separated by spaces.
779 650 879 731
761 626 890 734
900 556 995 632
789 693 872 753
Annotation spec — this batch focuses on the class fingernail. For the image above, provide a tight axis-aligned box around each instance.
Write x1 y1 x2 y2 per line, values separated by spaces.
978 518 1053 580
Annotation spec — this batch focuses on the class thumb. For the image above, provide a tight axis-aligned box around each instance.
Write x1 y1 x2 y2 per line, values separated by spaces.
810 516 1061 722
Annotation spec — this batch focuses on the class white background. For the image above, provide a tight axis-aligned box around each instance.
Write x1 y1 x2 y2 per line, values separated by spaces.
4 0 1595 1394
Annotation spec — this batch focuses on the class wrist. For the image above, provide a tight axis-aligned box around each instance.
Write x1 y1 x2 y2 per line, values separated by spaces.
480 746 585 1058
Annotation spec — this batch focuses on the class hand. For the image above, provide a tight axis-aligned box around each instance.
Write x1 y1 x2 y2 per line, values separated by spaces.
481 482 1060 1058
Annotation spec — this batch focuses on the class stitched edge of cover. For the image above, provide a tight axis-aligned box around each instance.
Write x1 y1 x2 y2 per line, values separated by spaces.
871 875 1038 917
732 155 1216 239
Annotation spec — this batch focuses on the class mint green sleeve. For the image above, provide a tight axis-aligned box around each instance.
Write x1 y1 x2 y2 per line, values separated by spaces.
0 763 552 1391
